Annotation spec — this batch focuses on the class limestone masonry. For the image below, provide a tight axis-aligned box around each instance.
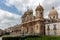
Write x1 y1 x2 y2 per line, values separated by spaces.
4 4 60 36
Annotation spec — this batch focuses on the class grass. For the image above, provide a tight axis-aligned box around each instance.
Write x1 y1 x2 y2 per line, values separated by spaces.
24 36 60 40
2 35 60 40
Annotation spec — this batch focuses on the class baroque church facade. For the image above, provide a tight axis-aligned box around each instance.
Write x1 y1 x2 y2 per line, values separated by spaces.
4 4 60 36
21 4 45 35
20 4 60 35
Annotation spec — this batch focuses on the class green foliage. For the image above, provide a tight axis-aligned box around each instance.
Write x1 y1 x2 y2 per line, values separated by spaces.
25 36 60 40
2 36 60 40
2 36 21 40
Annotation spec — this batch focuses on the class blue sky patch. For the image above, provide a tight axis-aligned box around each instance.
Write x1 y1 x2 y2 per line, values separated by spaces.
0 0 22 15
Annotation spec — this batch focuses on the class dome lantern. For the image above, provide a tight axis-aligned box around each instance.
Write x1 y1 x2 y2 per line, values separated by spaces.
48 6 58 19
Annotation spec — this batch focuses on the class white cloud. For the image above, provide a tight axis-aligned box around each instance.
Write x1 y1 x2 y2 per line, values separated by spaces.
45 0 57 4
4 0 60 20
0 0 60 30
56 6 60 18
0 9 21 30
5 0 44 13
5 0 17 6
5 0 60 17
5 0 60 15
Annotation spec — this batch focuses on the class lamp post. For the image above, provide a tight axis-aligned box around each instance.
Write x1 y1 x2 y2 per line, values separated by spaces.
21 30 24 40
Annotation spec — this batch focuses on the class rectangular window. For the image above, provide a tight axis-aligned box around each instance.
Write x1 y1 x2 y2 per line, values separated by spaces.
53 24 56 30
48 31 50 35
47 25 50 31
54 31 56 36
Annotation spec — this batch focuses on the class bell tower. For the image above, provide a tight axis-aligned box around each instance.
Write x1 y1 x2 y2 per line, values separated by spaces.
35 4 45 35
35 3 44 19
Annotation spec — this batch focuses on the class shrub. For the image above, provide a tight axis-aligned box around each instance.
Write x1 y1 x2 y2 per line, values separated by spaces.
2 36 60 40
2 36 21 40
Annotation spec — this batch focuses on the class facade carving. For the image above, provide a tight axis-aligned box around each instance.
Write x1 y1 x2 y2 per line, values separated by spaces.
4 4 60 36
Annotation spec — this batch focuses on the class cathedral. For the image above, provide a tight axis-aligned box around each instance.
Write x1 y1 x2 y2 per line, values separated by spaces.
4 4 60 36
20 4 60 36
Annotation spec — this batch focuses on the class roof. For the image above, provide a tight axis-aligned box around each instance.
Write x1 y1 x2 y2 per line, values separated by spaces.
35 4 44 11
48 7 58 16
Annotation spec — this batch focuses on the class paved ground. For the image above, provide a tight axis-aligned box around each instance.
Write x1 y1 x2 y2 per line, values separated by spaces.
0 37 2 40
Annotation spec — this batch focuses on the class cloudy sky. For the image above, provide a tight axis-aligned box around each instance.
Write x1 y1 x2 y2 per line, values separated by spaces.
0 0 60 30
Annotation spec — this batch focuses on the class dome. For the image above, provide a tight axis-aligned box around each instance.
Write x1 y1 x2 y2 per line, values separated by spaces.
35 3 44 11
48 7 58 19
48 7 58 16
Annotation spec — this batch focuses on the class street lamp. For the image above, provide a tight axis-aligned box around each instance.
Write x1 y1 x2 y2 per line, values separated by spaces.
21 27 24 40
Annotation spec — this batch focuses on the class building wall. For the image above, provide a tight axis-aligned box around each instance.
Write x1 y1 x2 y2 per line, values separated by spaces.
45 22 60 36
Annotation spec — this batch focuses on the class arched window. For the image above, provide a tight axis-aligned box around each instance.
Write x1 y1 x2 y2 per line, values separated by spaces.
40 12 42 15
53 16 55 19
40 12 42 18
31 27 33 33
50 17 51 19
47 25 50 31
26 27 28 33
37 26 38 29
36 25 38 30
